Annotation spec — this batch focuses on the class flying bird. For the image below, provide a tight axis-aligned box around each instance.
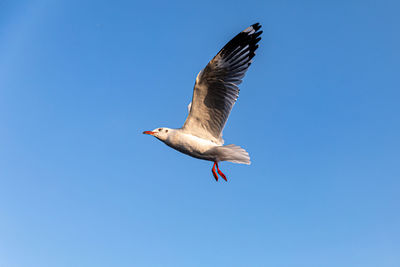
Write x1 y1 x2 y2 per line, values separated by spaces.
143 23 262 181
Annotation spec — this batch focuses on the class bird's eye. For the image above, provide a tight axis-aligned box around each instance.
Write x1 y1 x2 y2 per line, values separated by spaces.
165 129 168 133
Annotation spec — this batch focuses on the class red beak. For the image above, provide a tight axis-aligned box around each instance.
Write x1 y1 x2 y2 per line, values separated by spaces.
143 131 155 136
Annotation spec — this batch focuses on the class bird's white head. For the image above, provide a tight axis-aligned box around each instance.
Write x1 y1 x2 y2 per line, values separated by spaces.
143 127 172 142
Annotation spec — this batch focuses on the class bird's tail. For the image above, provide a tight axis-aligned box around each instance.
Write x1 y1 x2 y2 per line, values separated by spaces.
215 144 251 165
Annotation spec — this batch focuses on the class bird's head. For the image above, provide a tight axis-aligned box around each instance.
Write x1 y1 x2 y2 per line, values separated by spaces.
143 127 171 141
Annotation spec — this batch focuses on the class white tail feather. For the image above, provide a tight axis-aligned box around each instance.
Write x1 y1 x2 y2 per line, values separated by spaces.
216 144 251 165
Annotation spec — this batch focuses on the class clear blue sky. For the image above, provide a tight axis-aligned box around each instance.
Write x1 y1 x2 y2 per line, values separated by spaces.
1 0 399 266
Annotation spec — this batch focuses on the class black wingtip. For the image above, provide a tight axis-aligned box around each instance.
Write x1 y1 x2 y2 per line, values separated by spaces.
243 23 262 34
213 22 263 69
250 22 262 31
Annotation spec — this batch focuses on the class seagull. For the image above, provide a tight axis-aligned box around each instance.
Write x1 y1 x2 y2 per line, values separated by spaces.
143 23 262 181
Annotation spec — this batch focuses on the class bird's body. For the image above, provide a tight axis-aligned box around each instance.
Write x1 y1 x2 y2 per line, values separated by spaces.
144 23 262 181
150 128 250 163
163 129 220 161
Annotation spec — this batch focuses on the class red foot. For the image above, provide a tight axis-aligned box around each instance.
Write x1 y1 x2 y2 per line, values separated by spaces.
212 162 218 181
211 162 228 182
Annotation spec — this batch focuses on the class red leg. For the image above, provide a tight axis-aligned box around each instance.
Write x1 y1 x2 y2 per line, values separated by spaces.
215 162 227 181
212 162 219 181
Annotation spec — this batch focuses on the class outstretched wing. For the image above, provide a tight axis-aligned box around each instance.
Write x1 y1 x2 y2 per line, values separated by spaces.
181 23 262 145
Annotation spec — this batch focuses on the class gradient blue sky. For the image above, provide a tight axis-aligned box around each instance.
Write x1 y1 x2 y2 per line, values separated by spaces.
1 1 399 266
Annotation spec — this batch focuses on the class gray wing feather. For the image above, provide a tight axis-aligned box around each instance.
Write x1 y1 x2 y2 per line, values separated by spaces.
181 23 262 144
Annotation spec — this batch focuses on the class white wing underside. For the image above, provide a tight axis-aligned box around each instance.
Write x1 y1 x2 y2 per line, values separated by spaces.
181 23 262 145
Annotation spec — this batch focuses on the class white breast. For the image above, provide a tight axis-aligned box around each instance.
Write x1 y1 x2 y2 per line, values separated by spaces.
164 130 219 160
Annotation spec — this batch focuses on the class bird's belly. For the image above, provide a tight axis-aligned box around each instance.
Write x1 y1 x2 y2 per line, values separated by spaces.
166 133 219 161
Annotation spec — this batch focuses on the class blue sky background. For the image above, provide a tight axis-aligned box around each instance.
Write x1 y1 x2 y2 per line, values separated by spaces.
1 0 399 266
